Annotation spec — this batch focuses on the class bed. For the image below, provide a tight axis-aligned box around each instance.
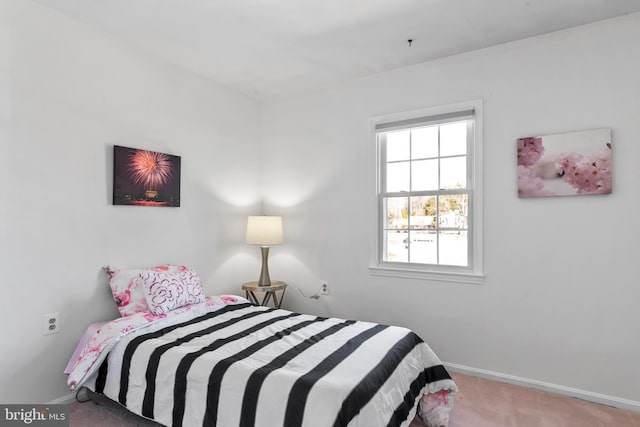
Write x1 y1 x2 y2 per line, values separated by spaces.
65 265 457 427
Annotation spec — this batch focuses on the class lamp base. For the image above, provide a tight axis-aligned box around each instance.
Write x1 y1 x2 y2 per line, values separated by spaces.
257 245 272 286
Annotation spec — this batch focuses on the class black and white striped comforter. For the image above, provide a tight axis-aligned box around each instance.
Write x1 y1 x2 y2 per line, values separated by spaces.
85 302 455 427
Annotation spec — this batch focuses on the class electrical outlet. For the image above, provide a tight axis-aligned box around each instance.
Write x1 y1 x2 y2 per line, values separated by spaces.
320 280 329 295
43 312 60 336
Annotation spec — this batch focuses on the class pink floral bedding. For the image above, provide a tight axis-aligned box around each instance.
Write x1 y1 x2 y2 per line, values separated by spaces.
65 295 242 391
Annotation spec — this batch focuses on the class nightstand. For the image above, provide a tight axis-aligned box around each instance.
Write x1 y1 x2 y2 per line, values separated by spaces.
242 281 287 308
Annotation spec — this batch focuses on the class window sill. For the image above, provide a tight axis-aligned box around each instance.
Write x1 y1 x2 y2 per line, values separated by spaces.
368 264 484 285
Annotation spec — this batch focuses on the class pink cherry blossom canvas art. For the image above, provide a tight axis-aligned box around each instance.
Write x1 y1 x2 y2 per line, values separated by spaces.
517 128 611 198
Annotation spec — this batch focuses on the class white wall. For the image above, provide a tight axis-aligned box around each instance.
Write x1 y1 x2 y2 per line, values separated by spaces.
0 0 261 403
2 0 638 408
261 14 640 405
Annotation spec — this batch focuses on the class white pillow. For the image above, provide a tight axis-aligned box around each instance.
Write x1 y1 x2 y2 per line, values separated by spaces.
104 265 193 316
139 268 205 315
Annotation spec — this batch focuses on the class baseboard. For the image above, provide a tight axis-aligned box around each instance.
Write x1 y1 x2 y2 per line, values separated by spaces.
48 393 76 405
443 362 640 414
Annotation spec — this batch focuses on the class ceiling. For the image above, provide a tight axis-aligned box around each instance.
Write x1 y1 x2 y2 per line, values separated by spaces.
33 0 640 100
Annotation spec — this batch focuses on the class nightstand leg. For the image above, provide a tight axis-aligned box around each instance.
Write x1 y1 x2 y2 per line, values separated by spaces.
246 290 259 305
274 287 285 309
261 292 272 306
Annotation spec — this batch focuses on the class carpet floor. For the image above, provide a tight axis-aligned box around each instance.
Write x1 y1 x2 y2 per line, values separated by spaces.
68 372 640 426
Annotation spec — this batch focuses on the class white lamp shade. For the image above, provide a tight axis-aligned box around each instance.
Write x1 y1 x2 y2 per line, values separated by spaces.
246 216 283 245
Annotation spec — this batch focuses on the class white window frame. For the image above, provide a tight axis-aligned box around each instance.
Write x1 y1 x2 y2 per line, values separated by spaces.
369 100 484 284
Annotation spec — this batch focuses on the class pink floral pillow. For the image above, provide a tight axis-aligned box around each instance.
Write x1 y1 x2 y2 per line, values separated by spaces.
104 265 187 317
138 268 205 315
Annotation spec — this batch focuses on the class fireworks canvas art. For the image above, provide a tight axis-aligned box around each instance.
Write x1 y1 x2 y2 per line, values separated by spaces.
113 145 181 206
517 128 612 198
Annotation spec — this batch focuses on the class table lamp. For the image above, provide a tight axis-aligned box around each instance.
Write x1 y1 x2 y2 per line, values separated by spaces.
246 216 283 287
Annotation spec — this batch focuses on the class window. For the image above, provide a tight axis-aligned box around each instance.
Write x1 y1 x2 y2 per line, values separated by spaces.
372 101 483 283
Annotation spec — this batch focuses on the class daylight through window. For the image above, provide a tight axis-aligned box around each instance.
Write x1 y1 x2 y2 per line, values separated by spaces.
377 109 475 269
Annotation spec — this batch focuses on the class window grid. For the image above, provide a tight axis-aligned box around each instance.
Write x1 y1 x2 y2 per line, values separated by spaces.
379 119 473 268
